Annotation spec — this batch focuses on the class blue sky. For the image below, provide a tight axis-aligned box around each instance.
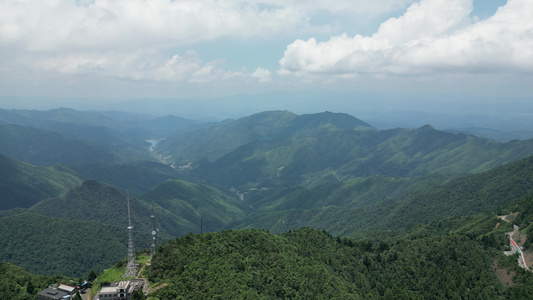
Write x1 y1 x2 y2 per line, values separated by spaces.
0 0 531 117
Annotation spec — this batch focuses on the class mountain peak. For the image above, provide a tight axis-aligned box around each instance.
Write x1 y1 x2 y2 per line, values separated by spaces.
418 124 436 130
290 111 374 131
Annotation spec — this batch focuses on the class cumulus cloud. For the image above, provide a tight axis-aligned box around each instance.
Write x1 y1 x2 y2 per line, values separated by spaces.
279 0 533 78
0 0 415 85
252 68 272 83
0 0 411 51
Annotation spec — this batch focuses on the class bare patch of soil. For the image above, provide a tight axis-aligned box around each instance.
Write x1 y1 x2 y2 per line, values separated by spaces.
493 260 515 286
499 212 520 223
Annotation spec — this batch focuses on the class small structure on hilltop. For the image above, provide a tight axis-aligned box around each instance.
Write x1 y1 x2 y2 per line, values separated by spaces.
37 284 73 300
57 284 77 294
97 280 144 300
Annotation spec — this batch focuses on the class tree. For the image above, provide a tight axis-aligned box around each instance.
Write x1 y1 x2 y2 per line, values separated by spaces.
26 281 35 295
133 289 145 300
87 270 97 282
73 291 82 300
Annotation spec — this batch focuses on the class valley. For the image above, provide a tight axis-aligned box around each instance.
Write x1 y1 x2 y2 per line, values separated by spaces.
1 107 533 298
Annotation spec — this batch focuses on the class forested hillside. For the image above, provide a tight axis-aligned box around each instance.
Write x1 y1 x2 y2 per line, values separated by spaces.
0 108 199 167
65 161 181 196
0 154 81 210
154 111 533 191
0 123 121 166
143 179 246 233
145 227 532 299
0 178 247 277
0 212 133 277
0 262 73 300
0 107 198 139
231 154 533 236
190 123 533 189
28 180 165 234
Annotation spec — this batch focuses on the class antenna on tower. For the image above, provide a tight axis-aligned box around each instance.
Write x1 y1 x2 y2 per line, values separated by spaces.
150 203 157 259
124 191 138 277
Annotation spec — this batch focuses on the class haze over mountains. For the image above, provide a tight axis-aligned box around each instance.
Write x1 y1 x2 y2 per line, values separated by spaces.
1 105 533 298
3 91 533 141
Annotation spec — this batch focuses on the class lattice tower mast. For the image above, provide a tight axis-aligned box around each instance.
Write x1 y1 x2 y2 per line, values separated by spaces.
150 203 157 259
124 192 138 277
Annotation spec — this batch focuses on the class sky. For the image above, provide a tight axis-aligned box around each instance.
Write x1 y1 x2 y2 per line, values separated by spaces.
0 0 532 119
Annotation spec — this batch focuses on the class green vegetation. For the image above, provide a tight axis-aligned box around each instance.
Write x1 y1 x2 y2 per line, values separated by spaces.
0 212 130 277
0 123 119 166
0 154 81 210
233 155 533 237
155 111 533 190
146 228 529 299
29 180 162 234
0 178 247 278
90 261 127 295
143 179 246 234
0 262 72 300
91 251 153 296
67 161 181 196
31 178 247 236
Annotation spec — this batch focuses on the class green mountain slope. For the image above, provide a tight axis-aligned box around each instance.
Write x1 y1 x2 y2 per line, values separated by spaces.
158 110 300 165
0 179 247 277
145 228 510 299
0 108 200 166
0 212 131 277
142 179 246 234
0 262 72 300
29 179 245 239
29 180 196 237
232 155 533 236
0 123 120 166
66 161 181 196
191 123 533 189
158 111 374 165
0 154 81 210
0 107 198 139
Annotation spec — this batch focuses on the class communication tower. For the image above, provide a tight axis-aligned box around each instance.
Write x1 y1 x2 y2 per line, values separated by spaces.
150 203 157 259
124 193 138 277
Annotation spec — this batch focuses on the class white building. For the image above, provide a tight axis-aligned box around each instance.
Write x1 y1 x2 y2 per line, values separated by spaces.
97 280 143 300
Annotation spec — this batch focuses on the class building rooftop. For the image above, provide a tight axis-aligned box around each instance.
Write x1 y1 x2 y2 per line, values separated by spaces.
57 284 76 294
38 287 69 300
100 286 117 294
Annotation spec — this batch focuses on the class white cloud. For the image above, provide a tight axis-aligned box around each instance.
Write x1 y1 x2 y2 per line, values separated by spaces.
0 0 415 84
279 0 533 78
252 68 272 83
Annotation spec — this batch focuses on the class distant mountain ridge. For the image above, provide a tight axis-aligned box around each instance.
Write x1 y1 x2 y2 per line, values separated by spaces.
0 108 201 166
158 111 374 165
0 107 199 138
0 123 121 166
0 154 81 210
172 112 533 189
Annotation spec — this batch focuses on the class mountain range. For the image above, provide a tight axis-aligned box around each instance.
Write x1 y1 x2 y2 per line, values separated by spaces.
1 106 533 294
